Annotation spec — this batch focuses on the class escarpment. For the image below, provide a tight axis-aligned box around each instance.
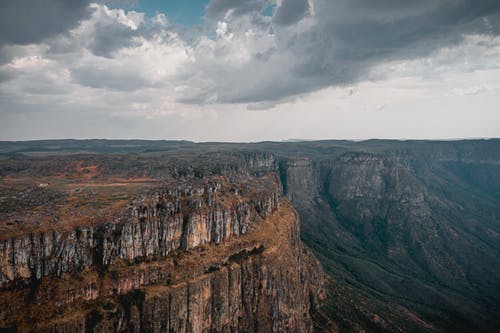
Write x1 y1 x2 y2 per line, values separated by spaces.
0 169 329 333
0 176 280 285
2 139 500 333
278 147 500 332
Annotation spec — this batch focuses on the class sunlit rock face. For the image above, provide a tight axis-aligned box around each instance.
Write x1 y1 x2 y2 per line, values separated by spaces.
0 169 328 333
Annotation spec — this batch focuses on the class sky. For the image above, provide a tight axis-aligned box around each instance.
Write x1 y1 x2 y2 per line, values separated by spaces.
0 0 499 142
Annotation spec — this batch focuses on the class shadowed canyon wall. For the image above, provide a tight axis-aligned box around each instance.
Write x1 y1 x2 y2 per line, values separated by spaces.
278 142 500 332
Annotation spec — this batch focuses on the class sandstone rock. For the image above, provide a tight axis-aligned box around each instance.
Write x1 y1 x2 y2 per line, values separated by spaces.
0 174 326 333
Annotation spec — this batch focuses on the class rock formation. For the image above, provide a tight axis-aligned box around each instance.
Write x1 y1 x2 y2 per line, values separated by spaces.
0 172 330 333
2 139 499 333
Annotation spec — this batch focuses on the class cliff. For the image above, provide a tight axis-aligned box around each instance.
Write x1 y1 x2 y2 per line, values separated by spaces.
4 139 498 332
279 147 500 332
0 172 330 333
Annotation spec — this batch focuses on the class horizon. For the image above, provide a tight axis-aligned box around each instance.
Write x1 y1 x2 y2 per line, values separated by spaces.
1 137 498 144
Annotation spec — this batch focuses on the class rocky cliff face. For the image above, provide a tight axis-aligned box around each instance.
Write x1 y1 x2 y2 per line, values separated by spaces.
0 172 329 333
280 159 320 204
0 176 280 285
278 146 500 333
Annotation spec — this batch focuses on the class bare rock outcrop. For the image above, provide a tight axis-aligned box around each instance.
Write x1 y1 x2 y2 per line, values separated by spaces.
0 174 328 333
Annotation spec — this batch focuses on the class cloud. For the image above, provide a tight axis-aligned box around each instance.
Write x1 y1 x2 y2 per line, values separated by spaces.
1 1 500 142
283 0 500 92
86 5 144 57
4 1 499 106
273 0 310 26
45 4 147 58
0 0 91 46
173 0 500 104
0 4 190 102
205 0 268 21
71 64 151 91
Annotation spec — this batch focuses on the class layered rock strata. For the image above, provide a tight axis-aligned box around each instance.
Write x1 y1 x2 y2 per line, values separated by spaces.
0 174 329 333
0 176 279 285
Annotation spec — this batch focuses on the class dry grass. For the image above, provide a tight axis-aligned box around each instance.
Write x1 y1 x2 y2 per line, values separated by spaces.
0 174 157 240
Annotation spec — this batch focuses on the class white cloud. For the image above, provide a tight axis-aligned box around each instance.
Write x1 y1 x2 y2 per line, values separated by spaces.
94 3 145 30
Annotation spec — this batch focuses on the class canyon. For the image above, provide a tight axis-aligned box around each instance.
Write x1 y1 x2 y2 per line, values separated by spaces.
0 139 499 332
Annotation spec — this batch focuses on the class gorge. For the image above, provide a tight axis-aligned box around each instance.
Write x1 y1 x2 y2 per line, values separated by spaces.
0 139 499 332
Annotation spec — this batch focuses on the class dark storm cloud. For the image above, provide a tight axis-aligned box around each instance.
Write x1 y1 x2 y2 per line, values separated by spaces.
290 0 500 84
88 14 139 57
273 0 309 26
0 0 91 46
195 0 500 104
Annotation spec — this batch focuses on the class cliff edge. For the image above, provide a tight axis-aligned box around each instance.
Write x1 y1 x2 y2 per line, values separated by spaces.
0 170 332 332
